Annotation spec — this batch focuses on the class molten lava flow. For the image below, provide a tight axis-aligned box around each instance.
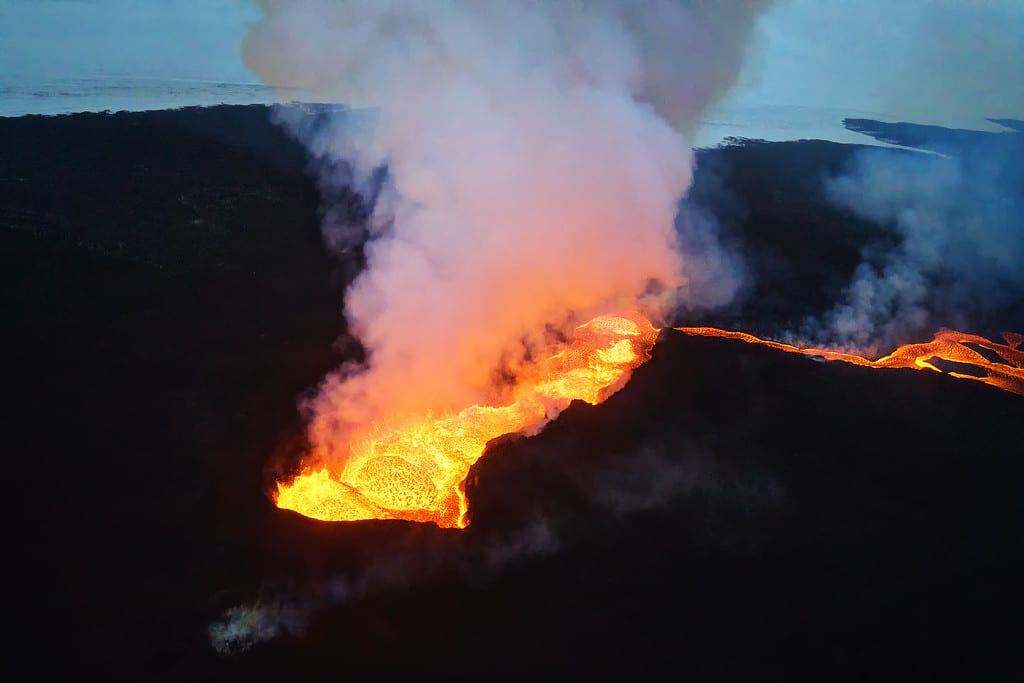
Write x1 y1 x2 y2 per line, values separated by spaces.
276 313 659 528
278 315 1021 529
676 327 1024 397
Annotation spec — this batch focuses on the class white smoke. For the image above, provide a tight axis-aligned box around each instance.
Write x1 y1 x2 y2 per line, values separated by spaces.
242 0 772 465
801 128 1024 352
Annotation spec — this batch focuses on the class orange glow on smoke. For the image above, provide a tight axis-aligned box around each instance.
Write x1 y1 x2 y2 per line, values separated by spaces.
276 315 1022 529
675 327 1024 397
275 313 659 528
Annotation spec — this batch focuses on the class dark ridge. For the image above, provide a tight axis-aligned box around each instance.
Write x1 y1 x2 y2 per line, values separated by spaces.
962 342 1015 367
927 357 988 378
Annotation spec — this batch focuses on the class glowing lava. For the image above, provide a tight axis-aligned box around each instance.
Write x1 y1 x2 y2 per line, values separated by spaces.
277 315 1022 529
276 313 659 528
675 327 1024 397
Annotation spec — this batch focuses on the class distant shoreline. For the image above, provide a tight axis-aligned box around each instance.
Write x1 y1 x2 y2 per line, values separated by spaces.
0 99 879 149
0 80 969 147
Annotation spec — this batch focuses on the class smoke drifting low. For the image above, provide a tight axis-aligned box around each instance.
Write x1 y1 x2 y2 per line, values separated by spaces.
800 124 1024 352
243 0 770 465
210 436 783 655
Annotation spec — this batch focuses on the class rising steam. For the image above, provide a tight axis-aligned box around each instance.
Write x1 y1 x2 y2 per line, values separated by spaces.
242 0 770 466
800 122 1024 352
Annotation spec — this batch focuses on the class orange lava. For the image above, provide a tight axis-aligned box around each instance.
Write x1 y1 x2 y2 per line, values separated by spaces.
675 327 1024 397
277 315 1022 529
276 313 659 528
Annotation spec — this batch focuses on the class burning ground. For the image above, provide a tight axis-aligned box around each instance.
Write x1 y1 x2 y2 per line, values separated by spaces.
4 107 1023 681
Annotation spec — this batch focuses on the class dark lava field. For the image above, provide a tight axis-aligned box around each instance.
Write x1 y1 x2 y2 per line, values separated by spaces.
3 106 1021 681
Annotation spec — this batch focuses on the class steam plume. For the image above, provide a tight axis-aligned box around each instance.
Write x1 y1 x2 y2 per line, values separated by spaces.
243 0 771 465
800 123 1024 352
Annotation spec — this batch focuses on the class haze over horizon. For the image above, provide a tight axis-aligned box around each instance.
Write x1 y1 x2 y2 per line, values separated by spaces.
1 0 1021 145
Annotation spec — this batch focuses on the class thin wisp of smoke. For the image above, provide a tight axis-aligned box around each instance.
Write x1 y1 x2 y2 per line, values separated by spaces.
210 437 783 655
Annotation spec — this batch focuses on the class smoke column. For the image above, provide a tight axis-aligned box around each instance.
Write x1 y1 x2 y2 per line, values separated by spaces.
243 0 771 467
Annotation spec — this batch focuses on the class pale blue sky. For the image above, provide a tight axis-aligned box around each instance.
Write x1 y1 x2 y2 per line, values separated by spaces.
1 0 1021 132
0 0 259 83
732 0 1024 125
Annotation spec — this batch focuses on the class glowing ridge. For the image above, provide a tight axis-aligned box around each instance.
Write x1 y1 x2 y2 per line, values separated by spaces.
675 327 1024 397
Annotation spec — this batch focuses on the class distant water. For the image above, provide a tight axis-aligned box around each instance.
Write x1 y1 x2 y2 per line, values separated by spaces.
0 76 1009 149
695 103 899 147
0 76 283 117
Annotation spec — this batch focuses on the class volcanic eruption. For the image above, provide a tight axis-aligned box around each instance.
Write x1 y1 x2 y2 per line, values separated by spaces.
243 0 772 527
6 2 1023 677
276 312 660 527
242 2 1022 532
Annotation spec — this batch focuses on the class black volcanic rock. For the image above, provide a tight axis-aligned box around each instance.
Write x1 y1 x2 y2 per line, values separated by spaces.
465 329 1023 676
4 106 1022 681
220 329 1023 681
682 139 891 334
